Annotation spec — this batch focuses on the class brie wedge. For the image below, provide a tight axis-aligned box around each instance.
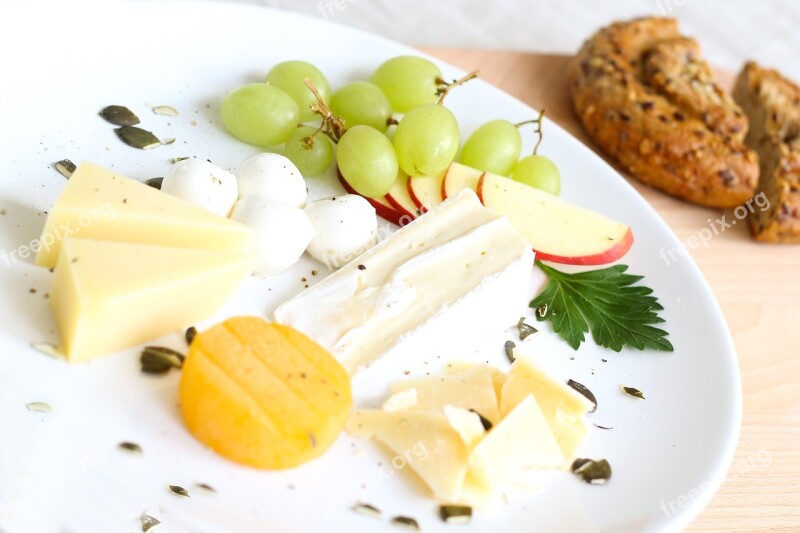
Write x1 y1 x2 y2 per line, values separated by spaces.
274 190 534 373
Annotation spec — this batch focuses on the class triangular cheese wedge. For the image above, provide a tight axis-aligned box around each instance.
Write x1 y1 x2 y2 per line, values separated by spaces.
390 365 501 425
35 162 254 267
347 409 468 501
50 238 255 362
443 363 506 407
500 356 593 464
468 395 564 492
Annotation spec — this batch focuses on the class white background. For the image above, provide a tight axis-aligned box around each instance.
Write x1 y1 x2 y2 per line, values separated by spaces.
154 0 800 80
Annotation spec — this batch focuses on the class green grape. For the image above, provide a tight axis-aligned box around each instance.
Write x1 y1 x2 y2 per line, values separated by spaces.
394 104 459 176
266 60 331 122
329 81 393 132
460 119 522 176
511 155 562 196
337 125 399 197
283 126 334 177
371 56 442 113
220 83 299 146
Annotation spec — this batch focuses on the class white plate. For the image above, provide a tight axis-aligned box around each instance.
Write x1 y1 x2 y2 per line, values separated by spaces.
0 2 740 532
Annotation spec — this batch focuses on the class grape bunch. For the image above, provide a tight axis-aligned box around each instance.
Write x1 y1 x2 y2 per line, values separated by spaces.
219 56 561 199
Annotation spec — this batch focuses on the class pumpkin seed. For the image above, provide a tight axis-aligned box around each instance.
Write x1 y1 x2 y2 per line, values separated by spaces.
139 512 160 532
118 442 143 454
185 326 197 345
100 105 140 126
571 458 612 484
194 482 216 495
115 126 162 150
567 379 597 412
390 516 419 531
468 409 492 431
145 177 163 189
152 105 178 117
31 341 63 359
352 502 381 518
504 340 516 363
26 401 51 413
140 346 184 374
621 385 645 400
515 317 538 340
167 484 189 498
54 159 76 179
439 504 472 524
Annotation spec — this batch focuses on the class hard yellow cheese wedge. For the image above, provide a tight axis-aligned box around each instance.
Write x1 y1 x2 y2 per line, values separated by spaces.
500 356 593 464
390 365 501 424
468 395 564 492
50 238 255 361
347 410 468 501
443 362 506 406
35 161 254 268
347 362 590 505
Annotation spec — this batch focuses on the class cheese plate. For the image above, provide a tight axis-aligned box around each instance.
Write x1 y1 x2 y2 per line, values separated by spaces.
0 2 740 532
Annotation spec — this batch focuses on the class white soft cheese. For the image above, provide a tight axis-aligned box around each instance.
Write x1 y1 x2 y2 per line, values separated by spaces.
161 157 238 216
229 196 314 276
236 153 307 207
304 195 378 267
274 190 534 373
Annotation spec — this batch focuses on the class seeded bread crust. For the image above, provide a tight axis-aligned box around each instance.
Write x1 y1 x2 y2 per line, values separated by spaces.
733 62 800 243
569 17 758 208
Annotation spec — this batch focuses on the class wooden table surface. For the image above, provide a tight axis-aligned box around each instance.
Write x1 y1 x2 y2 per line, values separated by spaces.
423 48 800 531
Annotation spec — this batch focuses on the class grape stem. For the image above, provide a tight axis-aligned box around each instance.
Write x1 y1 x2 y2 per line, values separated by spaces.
304 78 347 142
515 108 546 155
436 70 480 104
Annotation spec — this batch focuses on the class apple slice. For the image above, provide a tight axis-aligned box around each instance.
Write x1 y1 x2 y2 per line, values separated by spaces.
442 161 483 199
477 172 634 265
408 172 445 212
337 169 406 226
385 172 420 221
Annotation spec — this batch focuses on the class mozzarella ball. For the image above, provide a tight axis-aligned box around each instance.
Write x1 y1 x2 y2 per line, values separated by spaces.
304 195 378 268
160 157 238 217
230 196 314 276
236 153 307 207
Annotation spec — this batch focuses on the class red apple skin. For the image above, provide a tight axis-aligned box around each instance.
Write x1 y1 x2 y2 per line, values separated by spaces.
440 171 449 200
384 185 418 220
476 174 634 266
533 228 634 265
337 169 407 226
441 162 483 200
385 193 416 220
407 178 428 213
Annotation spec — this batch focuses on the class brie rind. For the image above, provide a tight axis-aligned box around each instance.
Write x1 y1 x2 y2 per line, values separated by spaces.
274 190 534 373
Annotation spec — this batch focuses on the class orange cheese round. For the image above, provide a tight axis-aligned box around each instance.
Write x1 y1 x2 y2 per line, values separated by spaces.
179 317 352 469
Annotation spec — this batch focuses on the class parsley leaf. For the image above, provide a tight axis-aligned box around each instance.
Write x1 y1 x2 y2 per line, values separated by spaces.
530 260 673 352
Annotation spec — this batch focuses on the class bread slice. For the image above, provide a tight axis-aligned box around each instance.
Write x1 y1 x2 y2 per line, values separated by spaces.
569 17 758 208
733 62 800 242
